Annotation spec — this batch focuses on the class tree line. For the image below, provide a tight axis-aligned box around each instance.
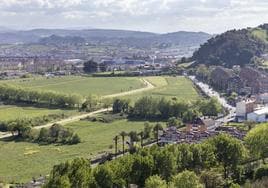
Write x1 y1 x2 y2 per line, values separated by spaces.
7 121 81 145
44 124 268 188
0 84 82 108
113 96 223 122
0 113 68 132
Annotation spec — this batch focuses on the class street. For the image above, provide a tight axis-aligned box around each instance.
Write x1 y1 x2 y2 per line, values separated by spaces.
188 75 236 129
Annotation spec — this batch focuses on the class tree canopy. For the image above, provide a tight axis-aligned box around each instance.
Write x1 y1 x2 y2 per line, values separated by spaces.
193 27 267 68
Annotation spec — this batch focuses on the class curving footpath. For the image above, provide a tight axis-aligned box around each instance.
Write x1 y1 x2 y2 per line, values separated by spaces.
0 78 155 139
101 78 155 99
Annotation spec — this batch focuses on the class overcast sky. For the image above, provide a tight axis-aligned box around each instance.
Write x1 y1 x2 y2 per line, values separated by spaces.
0 0 267 34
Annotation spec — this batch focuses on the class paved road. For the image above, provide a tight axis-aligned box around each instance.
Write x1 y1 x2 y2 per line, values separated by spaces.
0 78 155 139
188 75 236 129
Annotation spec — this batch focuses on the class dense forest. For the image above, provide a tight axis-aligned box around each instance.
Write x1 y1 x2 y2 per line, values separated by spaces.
193 24 268 68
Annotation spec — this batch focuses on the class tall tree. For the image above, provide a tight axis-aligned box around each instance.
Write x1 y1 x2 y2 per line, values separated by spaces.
139 131 144 147
94 165 114 188
245 124 268 163
120 131 128 155
171 170 203 188
145 175 167 188
153 123 163 143
83 60 98 73
208 134 247 178
113 135 119 155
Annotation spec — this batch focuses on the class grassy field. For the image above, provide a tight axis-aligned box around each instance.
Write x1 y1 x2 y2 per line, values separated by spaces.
0 119 159 183
0 76 145 97
123 76 200 102
0 105 76 122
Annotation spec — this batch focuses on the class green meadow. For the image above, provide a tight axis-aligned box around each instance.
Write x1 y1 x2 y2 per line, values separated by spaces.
0 119 157 183
0 76 145 97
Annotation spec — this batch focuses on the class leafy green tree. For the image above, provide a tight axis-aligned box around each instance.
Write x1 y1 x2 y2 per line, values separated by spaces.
145 175 167 188
131 96 158 118
182 108 200 123
112 99 130 113
196 64 210 81
44 175 71 188
83 60 98 73
158 98 172 119
176 144 193 170
38 128 49 142
113 135 119 155
171 170 203 188
128 131 139 145
143 122 153 140
153 149 177 181
94 165 114 188
120 131 128 154
229 183 241 188
45 158 93 188
167 117 183 128
81 95 98 111
196 98 222 117
188 143 216 171
209 134 247 178
254 165 268 180
153 123 163 142
138 131 145 147
200 170 224 188
245 124 268 163
130 155 154 187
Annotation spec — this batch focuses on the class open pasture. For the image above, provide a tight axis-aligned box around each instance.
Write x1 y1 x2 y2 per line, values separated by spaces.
0 105 76 122
0 76 145 97
123 76 200 102
0 119 157 183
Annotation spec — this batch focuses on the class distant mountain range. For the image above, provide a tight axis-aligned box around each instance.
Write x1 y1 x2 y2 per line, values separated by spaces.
0 28 212 48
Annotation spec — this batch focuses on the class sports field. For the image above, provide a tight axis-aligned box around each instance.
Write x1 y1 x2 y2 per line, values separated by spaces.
1 76 145 96
0 119 157 183
0 105 76 122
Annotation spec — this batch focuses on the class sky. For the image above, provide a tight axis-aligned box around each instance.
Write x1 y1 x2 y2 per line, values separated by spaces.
0 0 267 34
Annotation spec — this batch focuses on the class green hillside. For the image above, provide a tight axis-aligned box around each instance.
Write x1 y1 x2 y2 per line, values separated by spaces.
193 24 268 68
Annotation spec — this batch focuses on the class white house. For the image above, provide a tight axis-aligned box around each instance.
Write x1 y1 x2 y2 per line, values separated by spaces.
247 107 268 123
236 99 256 122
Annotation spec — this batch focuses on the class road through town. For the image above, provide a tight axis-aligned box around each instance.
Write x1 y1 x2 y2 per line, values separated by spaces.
188 75 236 129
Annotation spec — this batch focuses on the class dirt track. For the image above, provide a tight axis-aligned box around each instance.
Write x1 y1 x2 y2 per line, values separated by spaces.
0 78 155 139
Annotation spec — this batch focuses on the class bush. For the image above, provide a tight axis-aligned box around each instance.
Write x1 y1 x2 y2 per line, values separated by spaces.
254 165 268 180
36 124 81 145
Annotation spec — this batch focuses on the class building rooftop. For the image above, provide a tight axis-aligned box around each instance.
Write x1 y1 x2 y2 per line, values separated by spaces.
250 107 268 115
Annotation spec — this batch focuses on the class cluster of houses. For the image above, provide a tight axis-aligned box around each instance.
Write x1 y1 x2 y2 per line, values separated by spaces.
0 56 86 78
210 66 268 95
159 118 246 144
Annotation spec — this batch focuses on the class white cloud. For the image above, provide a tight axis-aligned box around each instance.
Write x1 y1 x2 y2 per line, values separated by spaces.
0 0 266 33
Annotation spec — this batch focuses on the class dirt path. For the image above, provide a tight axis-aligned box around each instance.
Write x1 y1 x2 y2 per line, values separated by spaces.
0 78 155 139
101 78 155 99
34 108 112 129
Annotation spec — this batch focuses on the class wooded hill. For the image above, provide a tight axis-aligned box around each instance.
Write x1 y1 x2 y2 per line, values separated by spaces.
193 24 268 68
